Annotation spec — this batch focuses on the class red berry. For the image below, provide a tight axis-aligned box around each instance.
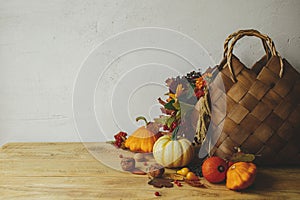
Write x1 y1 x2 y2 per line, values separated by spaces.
171 121 178 129
120 132 127 137
195 89 204 98
119 154 123 158
177 182 182 187
154 191 160 196
114 135 121 140
163 125 169 130
115 141 121 147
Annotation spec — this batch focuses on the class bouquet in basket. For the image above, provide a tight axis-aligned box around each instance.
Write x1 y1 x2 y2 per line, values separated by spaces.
154 70 213 146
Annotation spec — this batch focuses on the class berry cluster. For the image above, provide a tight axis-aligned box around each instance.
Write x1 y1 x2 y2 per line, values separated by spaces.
162 121 178 132
114 131 127 149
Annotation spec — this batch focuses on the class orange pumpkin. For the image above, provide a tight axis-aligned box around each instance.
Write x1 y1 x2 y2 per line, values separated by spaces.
202 156 228 183
125 117 161 153
226 162 257 190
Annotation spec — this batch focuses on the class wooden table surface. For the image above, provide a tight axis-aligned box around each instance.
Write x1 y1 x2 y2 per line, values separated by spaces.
0 143 299 200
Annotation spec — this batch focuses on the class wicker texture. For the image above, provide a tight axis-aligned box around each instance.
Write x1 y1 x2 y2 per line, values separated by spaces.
209 30 300 165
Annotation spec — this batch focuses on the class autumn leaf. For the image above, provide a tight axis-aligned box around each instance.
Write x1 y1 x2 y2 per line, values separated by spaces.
154 115 170 125
175 84 184 98
164 99 176 110
230 153 255 162
230 147 255 162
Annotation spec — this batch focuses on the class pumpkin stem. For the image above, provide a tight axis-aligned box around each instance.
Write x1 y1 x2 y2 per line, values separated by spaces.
171 126 179 140
136 116 148 125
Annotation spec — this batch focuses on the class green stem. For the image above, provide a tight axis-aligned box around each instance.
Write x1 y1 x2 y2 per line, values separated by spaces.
171 126 179 141
136 116 148 125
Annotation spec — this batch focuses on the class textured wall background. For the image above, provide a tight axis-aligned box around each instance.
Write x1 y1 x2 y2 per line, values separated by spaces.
0 0 299 146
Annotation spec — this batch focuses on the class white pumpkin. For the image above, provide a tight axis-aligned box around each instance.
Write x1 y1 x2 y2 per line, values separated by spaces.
153 135 194 168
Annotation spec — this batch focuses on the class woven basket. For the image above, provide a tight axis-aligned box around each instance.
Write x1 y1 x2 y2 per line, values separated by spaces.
206 29 300 165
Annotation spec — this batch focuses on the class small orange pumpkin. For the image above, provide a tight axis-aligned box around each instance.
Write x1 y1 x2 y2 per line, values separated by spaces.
226 162 257 190
125 117 161 153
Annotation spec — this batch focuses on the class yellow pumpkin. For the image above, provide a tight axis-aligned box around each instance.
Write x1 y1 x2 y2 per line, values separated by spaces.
125 117 161 153
153 130 194 168
226 162 257 190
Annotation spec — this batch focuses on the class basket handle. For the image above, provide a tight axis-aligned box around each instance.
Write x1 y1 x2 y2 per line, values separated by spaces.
223 29 271 60
223 29 284 82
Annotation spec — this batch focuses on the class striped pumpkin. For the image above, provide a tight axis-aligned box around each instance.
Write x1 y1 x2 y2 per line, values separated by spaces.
153 135 194 168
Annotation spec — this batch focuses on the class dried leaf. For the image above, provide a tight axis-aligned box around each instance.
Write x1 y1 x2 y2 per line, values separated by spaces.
165 78 174 87
231 153 255 162
146 122 160 133
185 179 207 188
148 178 173 188
131 168 147 175
157 97 167 106
175 84 184 98
160 107 174 115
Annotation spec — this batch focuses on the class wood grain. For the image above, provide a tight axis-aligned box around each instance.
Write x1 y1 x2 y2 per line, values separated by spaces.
0 142 299 200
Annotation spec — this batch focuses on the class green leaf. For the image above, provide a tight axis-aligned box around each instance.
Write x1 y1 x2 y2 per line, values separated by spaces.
172 100 180 110
175 110 181 120
166 116 176 128
154 115 170 125
164 99 176 110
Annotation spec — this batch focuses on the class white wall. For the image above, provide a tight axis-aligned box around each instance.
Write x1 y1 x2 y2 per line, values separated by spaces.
0 0 299 146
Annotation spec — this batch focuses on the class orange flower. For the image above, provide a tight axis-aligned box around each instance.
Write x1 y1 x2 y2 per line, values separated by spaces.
195 77 205 89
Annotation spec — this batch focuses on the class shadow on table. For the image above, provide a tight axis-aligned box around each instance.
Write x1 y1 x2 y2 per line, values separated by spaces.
239 170 276 194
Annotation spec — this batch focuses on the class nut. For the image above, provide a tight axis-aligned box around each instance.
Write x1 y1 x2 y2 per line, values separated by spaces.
120 157 135 171
148 163 165 178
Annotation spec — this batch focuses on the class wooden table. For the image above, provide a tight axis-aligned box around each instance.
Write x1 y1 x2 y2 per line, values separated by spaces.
0 143 299 199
